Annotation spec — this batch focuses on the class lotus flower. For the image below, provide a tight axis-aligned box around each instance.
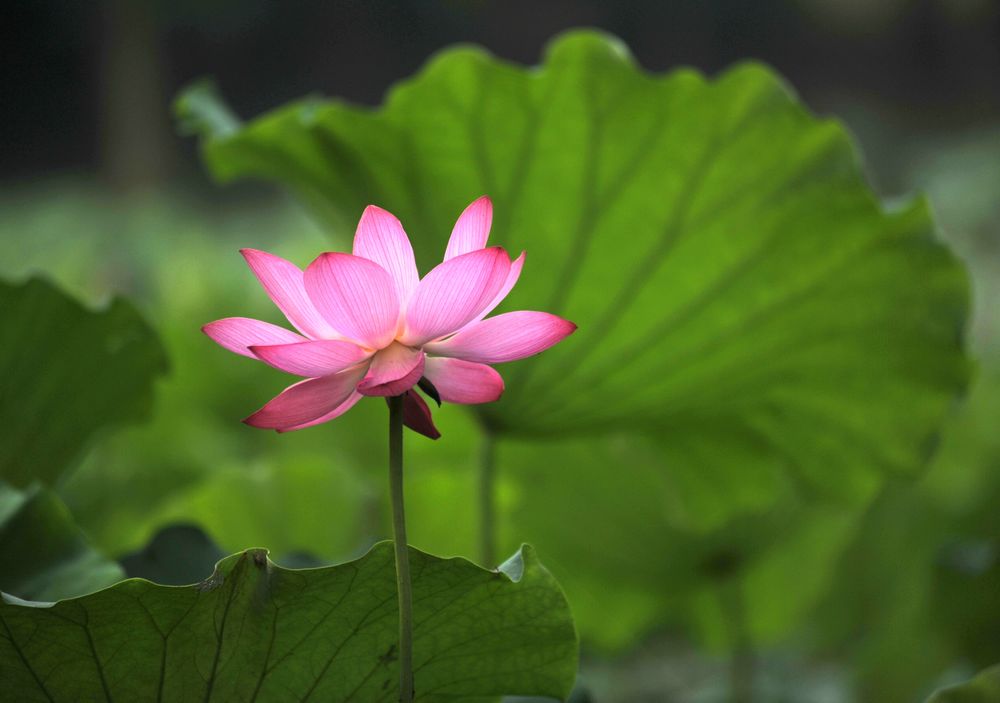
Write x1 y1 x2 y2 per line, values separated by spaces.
204 197 576 438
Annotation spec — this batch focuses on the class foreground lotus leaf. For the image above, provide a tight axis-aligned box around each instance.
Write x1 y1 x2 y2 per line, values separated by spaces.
0 543 577 702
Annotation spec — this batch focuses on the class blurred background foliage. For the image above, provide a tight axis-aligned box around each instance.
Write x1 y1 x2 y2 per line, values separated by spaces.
1 1 999 701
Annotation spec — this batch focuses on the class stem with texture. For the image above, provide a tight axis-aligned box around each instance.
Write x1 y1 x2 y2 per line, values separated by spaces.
387 395 413 702
478 431 497 567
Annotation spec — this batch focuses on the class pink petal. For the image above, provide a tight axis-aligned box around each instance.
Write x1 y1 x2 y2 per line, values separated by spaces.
357 342 425 396
304 252 400 349
424 311 577 363
241 249 340 339
465 250 524 328
398 390 440 439
203 317 306 358
422 357 504 404
353 205 420 306
277 391 363 432
444 196 492 261
250 340 371 377
400 247 511 347
243 365 367 430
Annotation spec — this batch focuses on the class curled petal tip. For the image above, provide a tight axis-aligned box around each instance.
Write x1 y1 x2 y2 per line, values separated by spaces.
308 251 330 266
238 247 267 262
445 199 495 261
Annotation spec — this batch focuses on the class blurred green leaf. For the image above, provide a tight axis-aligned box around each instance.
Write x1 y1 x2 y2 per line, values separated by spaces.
495 434 859 651
0 278 167 488
927 665 1000 703
0 543 577 702
815 371 1000 701
174 79 242 139
0 484 123 601
119 523 225 585
134 456 374 561
180 29 968 522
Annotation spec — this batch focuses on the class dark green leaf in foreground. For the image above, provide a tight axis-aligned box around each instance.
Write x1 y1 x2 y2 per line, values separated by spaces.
927 665 1000 703
179 30 968 511
0 484 123 601
0 543 577 702
0 278 168 488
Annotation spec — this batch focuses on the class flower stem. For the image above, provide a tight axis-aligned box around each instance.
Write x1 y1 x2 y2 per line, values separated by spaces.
478 431 496 567
387 395 414 702
721 577 754 703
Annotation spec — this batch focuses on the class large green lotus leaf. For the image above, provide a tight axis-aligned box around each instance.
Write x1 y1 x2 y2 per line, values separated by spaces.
0 278 167 488
927 665 1000 703
0 543 577 702
180 29 967 507
494 434 859 651
0 484 122 602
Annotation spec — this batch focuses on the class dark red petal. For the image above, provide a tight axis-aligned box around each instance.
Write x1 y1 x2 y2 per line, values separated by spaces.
399 390 441 439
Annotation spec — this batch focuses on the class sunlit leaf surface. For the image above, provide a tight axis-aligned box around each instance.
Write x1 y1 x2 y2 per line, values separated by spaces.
0 543 576 702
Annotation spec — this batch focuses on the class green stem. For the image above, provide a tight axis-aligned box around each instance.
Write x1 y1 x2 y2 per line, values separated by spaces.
722 578 754 703
478 432 497 567
387 395 413 702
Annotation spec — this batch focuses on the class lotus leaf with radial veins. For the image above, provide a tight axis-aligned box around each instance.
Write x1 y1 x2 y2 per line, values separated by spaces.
178 30 968 507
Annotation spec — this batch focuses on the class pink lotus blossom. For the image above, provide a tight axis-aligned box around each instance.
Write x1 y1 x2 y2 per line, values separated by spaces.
204 197 576 438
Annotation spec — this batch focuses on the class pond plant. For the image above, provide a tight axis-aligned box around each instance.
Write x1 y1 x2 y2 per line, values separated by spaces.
203 198 575 700
0 28 985 703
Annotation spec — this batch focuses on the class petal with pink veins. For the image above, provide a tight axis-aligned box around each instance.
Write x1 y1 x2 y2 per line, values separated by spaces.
398 390 440 439
241 249 340 339
353 205 420 306
277 391 364 432
400 247 511 347
424 311 577 363
304 252 400 349
444 196 492 261
250 339 372 377
357 342 425 396
463 250 524 328
243 365 368 430
422 357 504 404
203 317 306 358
